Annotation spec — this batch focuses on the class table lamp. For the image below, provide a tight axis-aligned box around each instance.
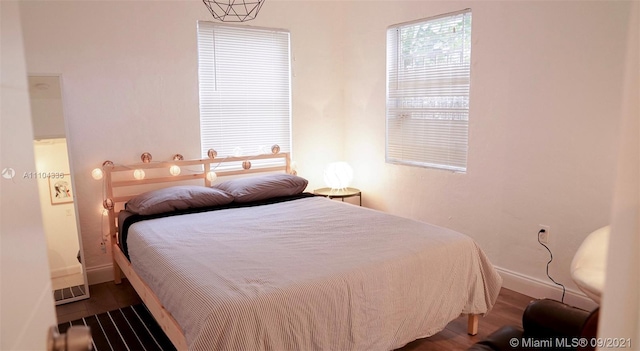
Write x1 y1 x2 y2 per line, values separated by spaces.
323 162 353 190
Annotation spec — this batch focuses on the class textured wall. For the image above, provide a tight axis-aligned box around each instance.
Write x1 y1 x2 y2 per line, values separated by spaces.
341 1 630 302
20 0 347 272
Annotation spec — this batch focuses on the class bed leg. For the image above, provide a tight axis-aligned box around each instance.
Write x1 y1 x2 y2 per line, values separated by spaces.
467 314 479 335
114 260 122 284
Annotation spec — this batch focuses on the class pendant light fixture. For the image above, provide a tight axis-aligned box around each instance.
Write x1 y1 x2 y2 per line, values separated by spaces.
202 0 265 22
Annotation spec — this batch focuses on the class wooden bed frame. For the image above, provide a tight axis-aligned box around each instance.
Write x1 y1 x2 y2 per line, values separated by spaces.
103 151 479 351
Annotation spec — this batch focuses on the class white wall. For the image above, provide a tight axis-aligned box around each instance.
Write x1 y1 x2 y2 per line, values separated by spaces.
1 1 57 349
19 0 634 307
342 1 630 305
19 1 346 274
33 139 81 278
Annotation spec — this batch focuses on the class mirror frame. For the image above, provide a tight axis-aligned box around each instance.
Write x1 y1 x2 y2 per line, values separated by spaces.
29 73 90 305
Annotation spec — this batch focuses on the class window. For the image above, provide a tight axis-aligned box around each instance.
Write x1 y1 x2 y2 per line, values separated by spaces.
197 22 291 165
386 9 472 172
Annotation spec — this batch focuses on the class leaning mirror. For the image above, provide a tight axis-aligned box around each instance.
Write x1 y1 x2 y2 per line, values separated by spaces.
28 75 90 305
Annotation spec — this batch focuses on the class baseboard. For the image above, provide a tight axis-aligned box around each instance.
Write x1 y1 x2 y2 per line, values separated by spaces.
86 263 114 285
495 266 598 311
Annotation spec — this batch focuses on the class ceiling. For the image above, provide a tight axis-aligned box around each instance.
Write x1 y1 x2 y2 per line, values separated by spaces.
28 75 62 100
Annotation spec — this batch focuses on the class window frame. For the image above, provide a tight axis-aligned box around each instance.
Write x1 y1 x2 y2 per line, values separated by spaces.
385 9 472 173
196 21 293 166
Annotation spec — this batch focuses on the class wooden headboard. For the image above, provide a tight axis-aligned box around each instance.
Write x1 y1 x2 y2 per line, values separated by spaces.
102 151 292 245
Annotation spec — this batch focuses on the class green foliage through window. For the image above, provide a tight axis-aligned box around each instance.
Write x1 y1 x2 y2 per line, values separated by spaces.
386 10 472 172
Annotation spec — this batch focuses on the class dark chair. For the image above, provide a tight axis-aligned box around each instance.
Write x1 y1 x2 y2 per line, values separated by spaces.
469 299 599 351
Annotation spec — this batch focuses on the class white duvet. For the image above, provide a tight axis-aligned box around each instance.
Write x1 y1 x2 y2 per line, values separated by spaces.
127 197 502 351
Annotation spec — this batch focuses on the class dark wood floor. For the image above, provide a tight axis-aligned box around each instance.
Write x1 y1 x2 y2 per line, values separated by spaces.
56 279 142 324
398 288 533 350
57 280 533 350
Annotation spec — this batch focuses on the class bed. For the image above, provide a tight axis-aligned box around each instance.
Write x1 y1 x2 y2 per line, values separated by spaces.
103 151 502 351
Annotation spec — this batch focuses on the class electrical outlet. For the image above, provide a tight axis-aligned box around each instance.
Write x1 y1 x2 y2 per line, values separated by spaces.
538 225 551 245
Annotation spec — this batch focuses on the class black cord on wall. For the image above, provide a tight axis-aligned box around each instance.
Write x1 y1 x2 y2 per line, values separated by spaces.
538 229 566 303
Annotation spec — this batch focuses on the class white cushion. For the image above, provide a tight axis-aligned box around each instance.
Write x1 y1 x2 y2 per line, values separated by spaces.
570 225 610 304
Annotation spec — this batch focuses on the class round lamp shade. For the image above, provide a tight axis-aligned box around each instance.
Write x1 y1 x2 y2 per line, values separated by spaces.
323 162 353 189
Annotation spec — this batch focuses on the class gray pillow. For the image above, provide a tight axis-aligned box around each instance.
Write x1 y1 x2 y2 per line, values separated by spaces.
126 185 233 215
213 174 308 203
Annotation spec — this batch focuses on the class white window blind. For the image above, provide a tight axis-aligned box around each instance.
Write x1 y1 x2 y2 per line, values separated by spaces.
197 22 291 166
386 9 472 172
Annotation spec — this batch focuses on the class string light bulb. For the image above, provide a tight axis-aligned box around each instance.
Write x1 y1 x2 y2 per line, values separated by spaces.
242 161 252 170
169 165 181 176
103 198 114 210
206 171 218 182
207 149 218 159
141 152 152 163
133 169 146 180
91 168 104 180
271 144 280 154
173 154 184 161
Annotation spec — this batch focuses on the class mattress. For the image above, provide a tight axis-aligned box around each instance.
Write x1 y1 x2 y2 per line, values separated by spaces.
125 196 502 351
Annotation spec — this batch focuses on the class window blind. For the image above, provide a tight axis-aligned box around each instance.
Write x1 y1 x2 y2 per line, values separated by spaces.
386 9 472 172
197 22 291 166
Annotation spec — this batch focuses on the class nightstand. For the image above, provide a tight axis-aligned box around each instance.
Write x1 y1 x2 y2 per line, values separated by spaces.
313 187 362 206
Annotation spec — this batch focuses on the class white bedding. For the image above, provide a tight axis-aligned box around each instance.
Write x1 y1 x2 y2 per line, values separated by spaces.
127 196 502 351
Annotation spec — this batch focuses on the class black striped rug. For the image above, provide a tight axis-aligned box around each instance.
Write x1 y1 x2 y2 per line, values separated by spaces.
57 304 176 351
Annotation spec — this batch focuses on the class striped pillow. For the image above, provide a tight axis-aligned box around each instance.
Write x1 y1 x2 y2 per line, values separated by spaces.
126 186 233 215
213 174 308 203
